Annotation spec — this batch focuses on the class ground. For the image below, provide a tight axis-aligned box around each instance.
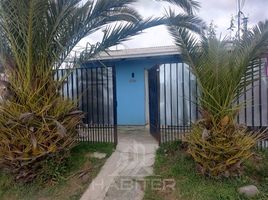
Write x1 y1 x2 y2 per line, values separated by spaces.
0 143 114 200
143 141 268 200
81 126 158 200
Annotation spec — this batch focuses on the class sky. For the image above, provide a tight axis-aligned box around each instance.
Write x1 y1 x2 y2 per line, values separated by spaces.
76 0 268 51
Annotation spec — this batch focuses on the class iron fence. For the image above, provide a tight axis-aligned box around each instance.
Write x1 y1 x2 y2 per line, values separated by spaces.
54 59 268 147
55 66 117 144
149 59 268 146
158 63 198 143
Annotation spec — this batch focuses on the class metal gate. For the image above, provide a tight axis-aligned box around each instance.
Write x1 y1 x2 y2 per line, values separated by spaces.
148 60 268 145
158 63 198 144
149 63 198 144
148 65 161 142
55 66 117 144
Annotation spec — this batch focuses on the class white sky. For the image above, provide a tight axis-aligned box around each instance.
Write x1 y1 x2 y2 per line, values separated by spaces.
76 0 268 50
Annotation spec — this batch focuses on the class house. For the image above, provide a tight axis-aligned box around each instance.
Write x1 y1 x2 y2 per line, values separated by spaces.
57 46 268 144
83 45 197 127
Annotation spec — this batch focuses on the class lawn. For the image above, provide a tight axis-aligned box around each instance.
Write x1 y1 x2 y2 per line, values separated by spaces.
144 141 268 200
0 143 114 200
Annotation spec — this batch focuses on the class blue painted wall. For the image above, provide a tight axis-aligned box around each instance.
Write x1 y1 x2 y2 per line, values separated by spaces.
85 55 181 125
116 60 147 125
115 56 180 125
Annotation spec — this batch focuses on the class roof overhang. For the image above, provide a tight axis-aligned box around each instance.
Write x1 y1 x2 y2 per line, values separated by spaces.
89 45 180 61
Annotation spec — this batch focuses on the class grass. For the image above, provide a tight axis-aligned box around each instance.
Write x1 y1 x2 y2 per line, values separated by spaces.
144 141 268 200
0 142 114 200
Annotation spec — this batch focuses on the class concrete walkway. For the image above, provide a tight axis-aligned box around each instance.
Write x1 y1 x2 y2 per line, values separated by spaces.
81 126 158 200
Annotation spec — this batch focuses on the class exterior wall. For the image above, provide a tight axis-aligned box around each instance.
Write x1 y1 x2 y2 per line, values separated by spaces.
115 56 180 125
116 60 145 125
82 56 268 128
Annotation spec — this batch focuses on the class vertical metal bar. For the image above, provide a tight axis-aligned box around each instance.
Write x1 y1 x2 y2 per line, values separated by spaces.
176 63 179 136
112 66 118 145
66 70 70 99
182 63 186 132
56 69 59 85
148 69 152 138
189 66 192 130
99 68 102 143
76 68 79 107
107 67 111 143
81 68 85 142
109 68 112 143
164 64 167 143
170 64 173 142
96 68 100 142
86 68 90 142
101 67 105 143
236 60 240 124
149 67 159 142
71 69 74 101
75 68 80 141
91 68 95 142
259 58 262 128
195 76 198 120
157 66 161 145
251 61 255 127
110 67 113 143
61 69 64 98
244 70 247 125
156 67 159 141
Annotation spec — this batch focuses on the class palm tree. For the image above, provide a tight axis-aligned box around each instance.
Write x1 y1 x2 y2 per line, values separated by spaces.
167 20 268 177
0 0 203 182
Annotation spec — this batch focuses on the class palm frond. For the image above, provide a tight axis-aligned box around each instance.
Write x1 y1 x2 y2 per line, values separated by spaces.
168 20 268 121
79 18 167 61
157 0 200 14
231 20 268 99
0 0 144 69
168 26 200 70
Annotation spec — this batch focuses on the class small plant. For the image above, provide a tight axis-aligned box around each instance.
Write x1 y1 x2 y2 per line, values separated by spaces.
245 150 268 183
39 152 70 183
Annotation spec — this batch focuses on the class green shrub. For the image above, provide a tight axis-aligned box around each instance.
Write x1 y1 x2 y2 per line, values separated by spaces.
38 152 70 183
168 19 268 178
0 76 84 182
245 151 268 183
187 123 260 178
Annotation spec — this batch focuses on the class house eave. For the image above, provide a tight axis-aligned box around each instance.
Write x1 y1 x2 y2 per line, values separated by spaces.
89 45 180 62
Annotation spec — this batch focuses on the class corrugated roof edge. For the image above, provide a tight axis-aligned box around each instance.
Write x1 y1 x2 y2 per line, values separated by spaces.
89 45 181 61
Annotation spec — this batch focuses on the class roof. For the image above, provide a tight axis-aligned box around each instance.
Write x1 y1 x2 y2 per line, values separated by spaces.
90 45 180 61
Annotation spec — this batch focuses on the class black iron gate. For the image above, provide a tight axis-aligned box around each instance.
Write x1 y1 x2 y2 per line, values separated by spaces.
55 66 117 145
149 60 268 146
148 65 161 143
148 63 198 144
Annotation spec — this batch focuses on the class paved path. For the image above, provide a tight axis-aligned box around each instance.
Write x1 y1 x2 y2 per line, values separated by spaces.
81 126 158 200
